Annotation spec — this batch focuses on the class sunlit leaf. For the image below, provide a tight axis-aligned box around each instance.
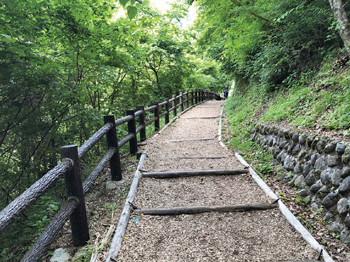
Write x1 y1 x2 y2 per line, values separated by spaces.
127 5 138 20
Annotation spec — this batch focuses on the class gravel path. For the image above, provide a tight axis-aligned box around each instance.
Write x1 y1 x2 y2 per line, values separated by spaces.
116 101 319 261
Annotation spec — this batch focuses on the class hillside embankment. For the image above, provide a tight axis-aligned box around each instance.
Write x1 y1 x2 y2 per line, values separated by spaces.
224 53 350 261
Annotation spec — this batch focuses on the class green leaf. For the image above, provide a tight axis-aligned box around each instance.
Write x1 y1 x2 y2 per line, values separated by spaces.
1 34 15 42
131 216 141 222
127 5 138 20
130 0 135 5
119 0 129 7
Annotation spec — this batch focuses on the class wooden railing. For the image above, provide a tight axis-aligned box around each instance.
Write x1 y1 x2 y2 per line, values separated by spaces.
0 89 220 262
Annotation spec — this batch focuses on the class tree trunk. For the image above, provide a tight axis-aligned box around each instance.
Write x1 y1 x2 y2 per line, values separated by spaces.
329 0 350 50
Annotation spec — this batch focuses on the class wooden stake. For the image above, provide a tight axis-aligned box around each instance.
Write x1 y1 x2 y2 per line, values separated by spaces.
134 203 278 216
142 169 249 178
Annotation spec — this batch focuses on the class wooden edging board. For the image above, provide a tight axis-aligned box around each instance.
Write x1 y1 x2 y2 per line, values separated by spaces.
106 153 146 262
218 103 333 261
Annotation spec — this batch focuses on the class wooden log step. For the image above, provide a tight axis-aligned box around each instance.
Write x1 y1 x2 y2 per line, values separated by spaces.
167 137 215 142
134 202 278 215
141 169 249 178
160 156 226 160
181 116 220 119
196 106 222 108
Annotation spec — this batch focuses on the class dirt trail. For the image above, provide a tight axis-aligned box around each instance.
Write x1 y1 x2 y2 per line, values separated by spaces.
116 101 319 261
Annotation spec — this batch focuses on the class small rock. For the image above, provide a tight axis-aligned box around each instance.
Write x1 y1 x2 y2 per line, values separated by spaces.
339 177 350 193
327 154 341 167
316 140 326 153
299 134 307 145
303 161 313 176
279 141 288 149
311 202 319 213
321 169 331 185
50 248 72 262
317 186 330 198
337 198 349 215
325 141 337 153
330 169 342 186
344 214 350 228
294 162 303 174
323 193 338 208
314 157 327 171
310 182 323 193
341 228 350 244
292 144 301 155
310 153 318 166
297 149 308 160
342 154 350 165
294 175 306 189
341 167 350 178
323 212 332 222
106 180 125 190
305 172 316 186
292 132 299 143
329 221 344 232
299 189 309 197
336 143 346 154
284 155 292 169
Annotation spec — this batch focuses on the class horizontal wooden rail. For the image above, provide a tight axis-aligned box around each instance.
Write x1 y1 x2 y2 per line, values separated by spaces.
144 105 157 112
135 124 144 134
159 101 167 106
168 97 175 102
115 115 133 126
0 160 73 235
82 147 116 195
118 133 135 148
145 117 157 126
142 169 249 178
134 110 143 117
78 122 113 159
159 111 168 118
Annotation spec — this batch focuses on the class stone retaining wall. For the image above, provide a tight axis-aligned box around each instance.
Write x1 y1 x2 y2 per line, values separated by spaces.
251 122 350 244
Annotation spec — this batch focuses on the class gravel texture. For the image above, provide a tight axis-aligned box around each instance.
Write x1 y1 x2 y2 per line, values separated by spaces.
116 101 318 261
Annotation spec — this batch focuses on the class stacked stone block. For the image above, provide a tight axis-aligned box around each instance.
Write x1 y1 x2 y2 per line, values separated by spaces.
251 122 350 244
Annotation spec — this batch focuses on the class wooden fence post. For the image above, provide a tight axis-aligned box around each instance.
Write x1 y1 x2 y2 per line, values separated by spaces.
154 101 160 131
190 90 194 106
127 109 137 155
104 115 122 181
185 90 189 109
60 145 89 247
172 94 177 117
180 92 183 112
137 106 146 142
195 89 199 104
201 89 204 102
164 98 170 124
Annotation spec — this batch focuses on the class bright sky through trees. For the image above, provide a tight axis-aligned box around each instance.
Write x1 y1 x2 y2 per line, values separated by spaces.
150 0 197 28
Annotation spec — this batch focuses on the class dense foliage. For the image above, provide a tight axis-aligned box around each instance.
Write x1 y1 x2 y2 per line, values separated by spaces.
0 1 227 259
191 0 342 91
